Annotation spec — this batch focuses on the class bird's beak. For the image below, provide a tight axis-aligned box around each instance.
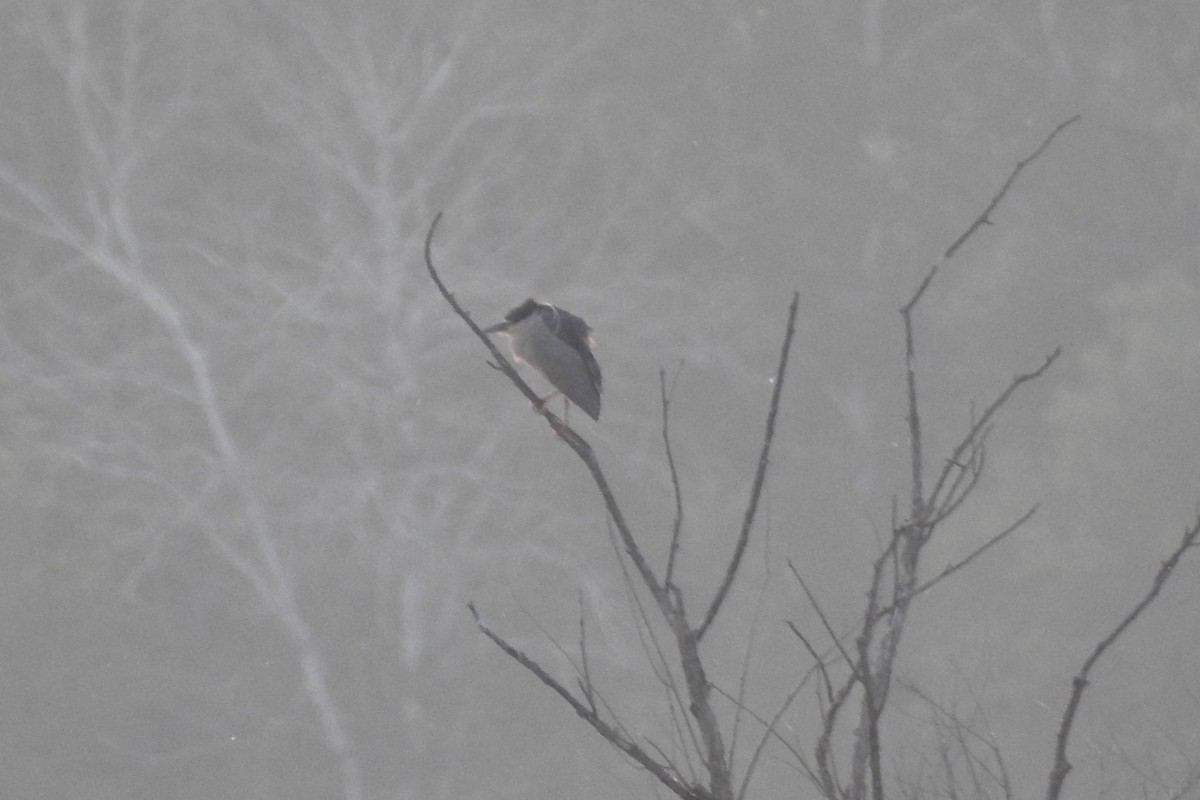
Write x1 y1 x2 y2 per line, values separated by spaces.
483 321 509 334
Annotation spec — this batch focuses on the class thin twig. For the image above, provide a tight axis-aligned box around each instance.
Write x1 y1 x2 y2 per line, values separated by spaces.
662 368 686 588
605 517 704 778
927 349 1060 517
902 115 1082 316
945 114 1082 261
786 620 835 703
729 546 772 776
788 559 862 684
905 505 1038 605
901 680 1013 799
736 677 823 800
816 674 855 799
578 592 595 713
930 428 987 526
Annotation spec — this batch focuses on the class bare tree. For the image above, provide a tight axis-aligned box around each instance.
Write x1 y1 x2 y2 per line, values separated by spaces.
0 4 366 798
431 115 1200 800
427 210 796 800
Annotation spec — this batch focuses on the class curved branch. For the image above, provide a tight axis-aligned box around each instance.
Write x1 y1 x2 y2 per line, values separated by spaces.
423 213 667 603
1045 515 1200 800
662 368 686 588
697 291 799 640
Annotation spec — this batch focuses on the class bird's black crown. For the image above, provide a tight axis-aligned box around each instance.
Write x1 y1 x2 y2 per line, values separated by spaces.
503 298 542 324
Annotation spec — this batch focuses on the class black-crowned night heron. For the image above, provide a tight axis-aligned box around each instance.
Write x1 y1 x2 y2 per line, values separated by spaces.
484 298 602 421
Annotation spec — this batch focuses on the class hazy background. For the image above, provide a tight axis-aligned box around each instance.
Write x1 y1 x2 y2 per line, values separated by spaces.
1 1 1198 798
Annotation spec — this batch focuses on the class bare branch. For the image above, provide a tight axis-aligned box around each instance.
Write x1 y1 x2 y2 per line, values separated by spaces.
901 680 1014 800
929 428 987 526
947 114 1082 261
578 593 596 713
662 367 686 588
907 505 1038 604
816 675 855 799
901 298 927 517
902 115 1081 316
467 603 707 800
736 677 823 800
788 560 862 684
698 290 799 640
899 115 1079 520
729 557 774 778
927 349 1060 519
1045 515 1200 800
785 620 835 704
857 504 1041 630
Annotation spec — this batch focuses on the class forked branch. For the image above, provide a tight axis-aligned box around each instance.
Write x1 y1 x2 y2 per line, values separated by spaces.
901 115 1079 519
428 217 804 800
806 117 1079 800
467 603 707 800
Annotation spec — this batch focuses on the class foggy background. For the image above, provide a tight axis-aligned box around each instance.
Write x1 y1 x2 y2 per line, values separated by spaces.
1 1 1198 798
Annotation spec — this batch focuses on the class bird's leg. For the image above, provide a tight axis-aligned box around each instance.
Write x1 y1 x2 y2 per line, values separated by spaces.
532 390 562 418
530 392 568 433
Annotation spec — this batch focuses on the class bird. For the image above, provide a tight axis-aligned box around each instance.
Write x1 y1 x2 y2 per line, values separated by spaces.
484 298 602 421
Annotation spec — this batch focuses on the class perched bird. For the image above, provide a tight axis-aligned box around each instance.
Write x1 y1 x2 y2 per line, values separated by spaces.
484 298 602 421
